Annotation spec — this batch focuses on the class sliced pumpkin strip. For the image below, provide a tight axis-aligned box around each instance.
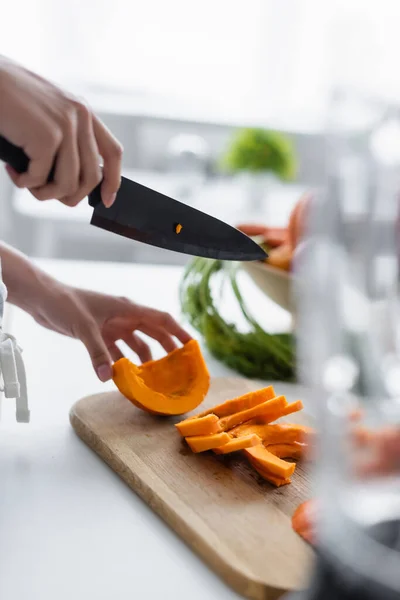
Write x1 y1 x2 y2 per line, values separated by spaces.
280 400 304 418
230 422 312 445
185 432 230 453
251 460 292 487
248 400 303 426
218 396 288 432
244 446 296 479
266 442 305 460
193 386 276 419
213 434 261 455
175 414 220 437
256 400 304 422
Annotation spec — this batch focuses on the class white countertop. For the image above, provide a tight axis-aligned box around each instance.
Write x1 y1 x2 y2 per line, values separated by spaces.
0 259 292 600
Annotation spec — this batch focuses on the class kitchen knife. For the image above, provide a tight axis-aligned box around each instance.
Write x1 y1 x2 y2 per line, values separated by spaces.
0 135 267 261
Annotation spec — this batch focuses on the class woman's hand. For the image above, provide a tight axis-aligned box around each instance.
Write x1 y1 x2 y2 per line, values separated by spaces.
32 283 192 381
0 55 122 207
1 243 192 382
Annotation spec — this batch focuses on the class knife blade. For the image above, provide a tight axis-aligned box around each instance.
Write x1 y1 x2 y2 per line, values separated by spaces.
0 135 267 261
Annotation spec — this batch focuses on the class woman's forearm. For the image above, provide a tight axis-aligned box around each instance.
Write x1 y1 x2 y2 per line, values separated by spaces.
0 243 58 315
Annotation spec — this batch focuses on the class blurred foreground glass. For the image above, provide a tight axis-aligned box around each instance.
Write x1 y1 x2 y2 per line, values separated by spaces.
295 87 400 599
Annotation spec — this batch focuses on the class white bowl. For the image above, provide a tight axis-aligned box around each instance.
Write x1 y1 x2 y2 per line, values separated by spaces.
241 261 293 314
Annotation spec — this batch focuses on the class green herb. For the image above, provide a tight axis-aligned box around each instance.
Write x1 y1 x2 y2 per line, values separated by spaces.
180 258 296 381
219 128 298 181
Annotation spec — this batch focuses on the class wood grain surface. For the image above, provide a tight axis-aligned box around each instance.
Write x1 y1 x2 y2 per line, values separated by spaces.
70 377 314 600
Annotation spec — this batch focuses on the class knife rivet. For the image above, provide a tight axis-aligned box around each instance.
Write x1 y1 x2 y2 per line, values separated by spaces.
175 223 183 234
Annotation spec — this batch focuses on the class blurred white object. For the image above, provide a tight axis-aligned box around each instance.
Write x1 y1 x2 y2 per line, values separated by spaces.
296 83 400 597
241 261 292 314
0 264 29 423
165 133 210 201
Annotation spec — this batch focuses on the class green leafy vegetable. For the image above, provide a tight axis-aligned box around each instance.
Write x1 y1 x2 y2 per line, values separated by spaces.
180 258 296 381
219 128 297 181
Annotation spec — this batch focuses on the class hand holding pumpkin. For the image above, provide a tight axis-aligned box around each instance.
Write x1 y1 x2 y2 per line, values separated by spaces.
33 284 192 382
1 242 191 383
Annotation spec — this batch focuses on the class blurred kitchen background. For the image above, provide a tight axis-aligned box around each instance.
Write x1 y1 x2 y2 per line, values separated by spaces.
1 0 399 266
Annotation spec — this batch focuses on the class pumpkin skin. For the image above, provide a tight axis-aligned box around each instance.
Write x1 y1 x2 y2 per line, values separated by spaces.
112 339 210 416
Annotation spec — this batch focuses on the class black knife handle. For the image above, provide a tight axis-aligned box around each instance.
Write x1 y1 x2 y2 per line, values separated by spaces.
0 134 101 207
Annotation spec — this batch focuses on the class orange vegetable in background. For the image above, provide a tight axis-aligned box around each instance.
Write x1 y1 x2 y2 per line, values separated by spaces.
287 192 312 250
236 224 269 238
263 227 289 248
236 224 288 248
354 426 400 478
292 499 315 544
113 339 210 416
265 243 293 271
237 190 313 273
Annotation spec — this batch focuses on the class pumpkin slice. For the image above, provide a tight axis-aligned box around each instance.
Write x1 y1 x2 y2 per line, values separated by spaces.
186 432 230 453
266 443 305 460
213 434 261 455
192 386 276 420
244 446 296 479
112 339 210 416
253 400 304 425
251 460 292 487
175 413 220 437
230 422 312 445
281 400 304 418
218 396 288 432
176 387 275 436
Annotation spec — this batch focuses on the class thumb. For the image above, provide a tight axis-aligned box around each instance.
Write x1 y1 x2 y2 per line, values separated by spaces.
80 321 113 382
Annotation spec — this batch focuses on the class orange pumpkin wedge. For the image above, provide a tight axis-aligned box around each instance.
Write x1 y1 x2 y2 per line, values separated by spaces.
244 446 296 479
213 434 261 454
186 432 230 453
112 339 210 416
176 414 220 437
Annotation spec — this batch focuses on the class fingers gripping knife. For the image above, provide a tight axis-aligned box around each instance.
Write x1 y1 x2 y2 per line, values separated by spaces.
0 135 267 261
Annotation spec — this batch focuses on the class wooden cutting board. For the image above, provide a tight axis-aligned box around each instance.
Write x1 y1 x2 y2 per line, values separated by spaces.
69 377 314 600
